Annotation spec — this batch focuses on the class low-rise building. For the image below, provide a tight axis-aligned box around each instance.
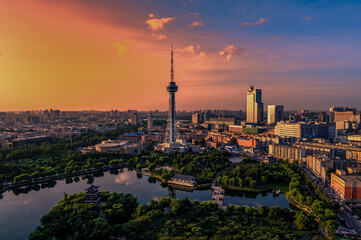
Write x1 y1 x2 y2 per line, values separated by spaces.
306 155 333 182
95 140 141 154
275 122 335 139
141 133 163 142
168 174 196 187
236 138 258 148
268 144 306 162
331 170 361 202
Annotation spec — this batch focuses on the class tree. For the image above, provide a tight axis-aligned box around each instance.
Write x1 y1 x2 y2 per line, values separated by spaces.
250 180 257 188
261 176 267 184
238 178 243 188
325 219 338 238
294 211 314 231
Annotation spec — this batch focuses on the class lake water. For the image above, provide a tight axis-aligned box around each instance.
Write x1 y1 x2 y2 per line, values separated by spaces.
0 169 290 240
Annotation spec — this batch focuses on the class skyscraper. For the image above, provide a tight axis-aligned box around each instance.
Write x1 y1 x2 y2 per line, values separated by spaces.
246 85 263 123
147 113 153 130
165 47 178 143
268 105 284 124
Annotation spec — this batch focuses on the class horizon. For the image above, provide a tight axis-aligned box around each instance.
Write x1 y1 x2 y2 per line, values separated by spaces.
2 0 361 111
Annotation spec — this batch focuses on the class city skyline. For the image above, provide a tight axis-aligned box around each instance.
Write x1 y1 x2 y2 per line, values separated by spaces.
2 0 361 111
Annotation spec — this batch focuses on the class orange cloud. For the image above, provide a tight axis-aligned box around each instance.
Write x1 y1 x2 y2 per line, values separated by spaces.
218 45 244 63
113 41 129 56
304 16 312 20
179 44 205 57
152 33 167 40
189 21 203 27
145 16 175 31
241 18 267 26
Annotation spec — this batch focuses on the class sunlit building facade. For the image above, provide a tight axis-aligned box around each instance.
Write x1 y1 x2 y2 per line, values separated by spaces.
246 85 263 123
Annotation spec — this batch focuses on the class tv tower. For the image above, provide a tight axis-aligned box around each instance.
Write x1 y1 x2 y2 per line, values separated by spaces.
165 46 178 144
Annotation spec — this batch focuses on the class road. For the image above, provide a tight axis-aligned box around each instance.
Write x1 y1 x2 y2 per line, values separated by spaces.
300 163 361 236
338 210 361 235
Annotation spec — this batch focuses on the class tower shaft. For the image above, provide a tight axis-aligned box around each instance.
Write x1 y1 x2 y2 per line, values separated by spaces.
169 92 176 143
165 46 178 144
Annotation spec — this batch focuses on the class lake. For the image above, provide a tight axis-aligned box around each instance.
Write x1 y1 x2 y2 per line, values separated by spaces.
0 169 290 240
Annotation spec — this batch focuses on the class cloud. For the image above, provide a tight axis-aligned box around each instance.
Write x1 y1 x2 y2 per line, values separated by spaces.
148 13 154 18
218 45 244 63
241 18 267 26
113 41 128 56
304 16 312 20
145 16 175 31
189 21 203 27
179 44 205 57
152 33 167 40
188 12 200 18
180 45 196 55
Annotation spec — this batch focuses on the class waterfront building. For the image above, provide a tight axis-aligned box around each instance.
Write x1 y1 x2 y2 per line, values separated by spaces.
168 174 196 187
84 185 102 204
246 85 263 123
267 105 284 124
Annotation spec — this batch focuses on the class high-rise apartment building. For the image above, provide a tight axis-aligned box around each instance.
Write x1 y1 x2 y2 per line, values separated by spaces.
147 114 153 130
268 105 284 124
130 110 139 125
192 113 200 124
246 85 263 123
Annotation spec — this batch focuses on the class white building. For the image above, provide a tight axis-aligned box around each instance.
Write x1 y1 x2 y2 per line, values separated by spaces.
268 105 284 124
246 85 263 123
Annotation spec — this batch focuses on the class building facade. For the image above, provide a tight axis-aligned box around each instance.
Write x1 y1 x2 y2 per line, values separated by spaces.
306 155 333 183
275 122 335 139
331 170 361 202
268 144 306 161
268 105 284 124
246 85 263 123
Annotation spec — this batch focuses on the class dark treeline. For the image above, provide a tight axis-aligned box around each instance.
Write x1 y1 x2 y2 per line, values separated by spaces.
0 126 139 183
289 173 339 237
145 150 231 183
30 192 320 240
217 159 298 189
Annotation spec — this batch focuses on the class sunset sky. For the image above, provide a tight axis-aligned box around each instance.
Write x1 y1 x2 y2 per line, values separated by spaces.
1 0 361 111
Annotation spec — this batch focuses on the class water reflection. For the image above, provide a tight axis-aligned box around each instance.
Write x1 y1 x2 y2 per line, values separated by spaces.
0 169 290 240
114 170 136 186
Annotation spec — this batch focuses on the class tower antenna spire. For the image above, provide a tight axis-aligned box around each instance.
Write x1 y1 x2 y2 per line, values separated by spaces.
171 45 174 82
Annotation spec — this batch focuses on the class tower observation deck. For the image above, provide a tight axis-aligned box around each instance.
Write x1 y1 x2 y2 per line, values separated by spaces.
165 47 178 144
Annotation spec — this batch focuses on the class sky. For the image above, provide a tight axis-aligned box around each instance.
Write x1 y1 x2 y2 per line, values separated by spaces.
1 0 361 111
